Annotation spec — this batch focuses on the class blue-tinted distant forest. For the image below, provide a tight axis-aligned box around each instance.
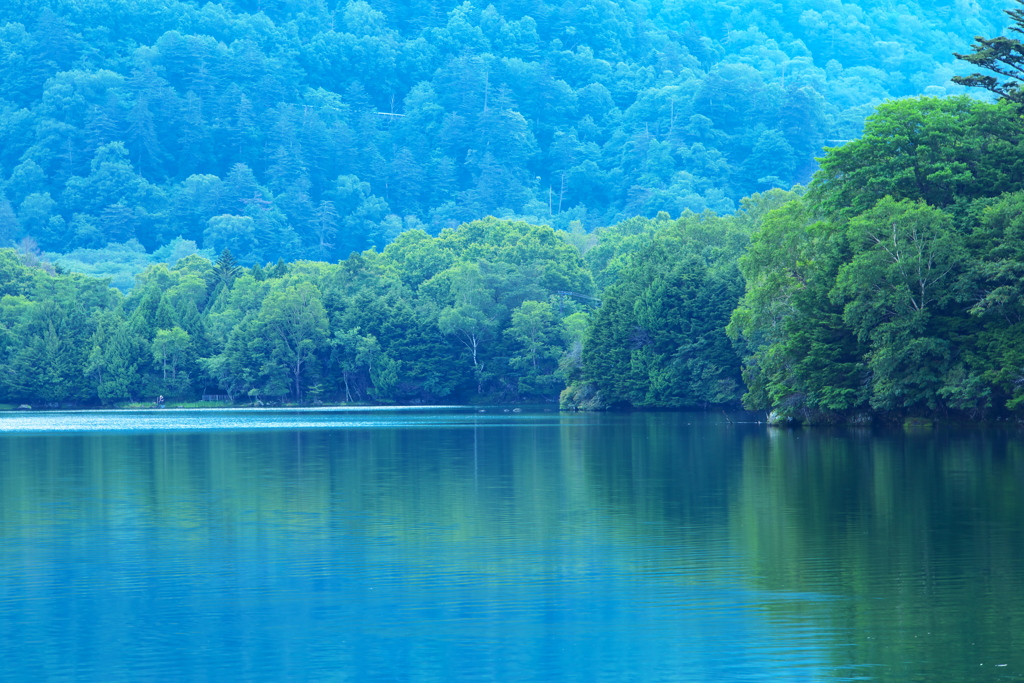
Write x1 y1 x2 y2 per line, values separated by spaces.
0 0 1010 267
3 0 1024 420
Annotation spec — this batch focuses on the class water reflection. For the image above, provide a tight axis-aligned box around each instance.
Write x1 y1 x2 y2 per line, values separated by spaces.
0 412 1022 680
733 426 1024 681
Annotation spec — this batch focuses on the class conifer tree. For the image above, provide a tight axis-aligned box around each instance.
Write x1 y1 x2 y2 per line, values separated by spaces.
954 1 1024 104
213 248 240 287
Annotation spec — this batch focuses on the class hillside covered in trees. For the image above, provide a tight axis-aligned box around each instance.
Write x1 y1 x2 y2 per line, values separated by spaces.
0 0 1013 277
6 85 1024 421
2 0 1024 422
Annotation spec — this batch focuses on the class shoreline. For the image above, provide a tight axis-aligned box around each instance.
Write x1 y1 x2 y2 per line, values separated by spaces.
2 403 1019 427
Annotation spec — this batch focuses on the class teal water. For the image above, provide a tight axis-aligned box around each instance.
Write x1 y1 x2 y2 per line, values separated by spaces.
1 409 1023 682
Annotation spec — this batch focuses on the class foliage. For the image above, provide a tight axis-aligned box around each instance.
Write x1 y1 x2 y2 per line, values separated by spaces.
0 0 1009 267
954 0 1024 103
7 93 1024 419
809 97 1024 218
0 219 608 405
570 210 749 409
731 94 1024 421
2 4 1024 418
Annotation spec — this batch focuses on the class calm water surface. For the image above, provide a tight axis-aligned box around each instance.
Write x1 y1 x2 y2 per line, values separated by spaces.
1 409 1023 681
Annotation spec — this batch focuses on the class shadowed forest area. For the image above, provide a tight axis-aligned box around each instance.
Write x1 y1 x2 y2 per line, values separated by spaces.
1 0 1024 421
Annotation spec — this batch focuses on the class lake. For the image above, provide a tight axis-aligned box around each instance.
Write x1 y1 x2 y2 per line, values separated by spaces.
1 408 1022 682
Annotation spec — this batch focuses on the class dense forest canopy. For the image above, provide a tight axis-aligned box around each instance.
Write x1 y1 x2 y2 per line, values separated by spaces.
2 0 1024 422
0 0 1013 278
728 96 1024 421
0 202 785 407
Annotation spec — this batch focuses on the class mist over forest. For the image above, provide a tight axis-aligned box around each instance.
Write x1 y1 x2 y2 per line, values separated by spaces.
1 0 1024 421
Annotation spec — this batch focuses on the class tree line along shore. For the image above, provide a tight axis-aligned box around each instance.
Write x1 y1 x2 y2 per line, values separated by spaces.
2 91 1024 423
3 0 1024 422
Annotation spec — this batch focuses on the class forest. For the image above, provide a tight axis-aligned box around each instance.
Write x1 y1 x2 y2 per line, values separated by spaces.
1 0 1024 421
0 0 1011 276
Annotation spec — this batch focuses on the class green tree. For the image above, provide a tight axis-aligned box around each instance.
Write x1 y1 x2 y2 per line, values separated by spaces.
437 262 499 392
204 215 258 263
213 248 241 288
331 327 378 402
18 193 64 249
506 300 561 397
256 281 329 402
86 311 143 403
312 200 339 257
833 198 968 412
728 199 865 418
581 212 748 409
4 277 113 404
809 97 1024 218
953 1 1024 104
152 326 190 381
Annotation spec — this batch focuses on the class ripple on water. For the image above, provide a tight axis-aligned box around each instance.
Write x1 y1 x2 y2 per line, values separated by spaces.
0 406 580 433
